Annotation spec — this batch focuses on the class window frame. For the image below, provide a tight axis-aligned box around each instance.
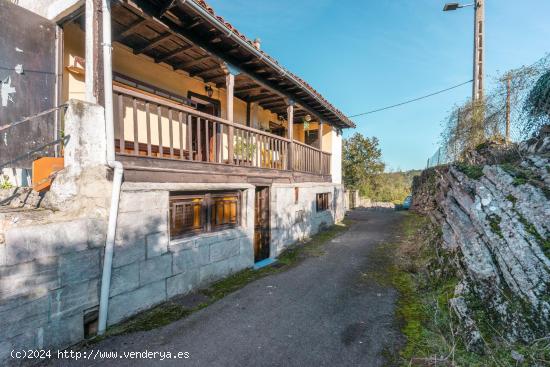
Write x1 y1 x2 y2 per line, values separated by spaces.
169 191 242 240
316 192 330 212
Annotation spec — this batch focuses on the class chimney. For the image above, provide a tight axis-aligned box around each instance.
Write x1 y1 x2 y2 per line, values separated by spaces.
253 38 261 50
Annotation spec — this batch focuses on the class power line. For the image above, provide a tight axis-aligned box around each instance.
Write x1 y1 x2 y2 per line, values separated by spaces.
348 80 473 118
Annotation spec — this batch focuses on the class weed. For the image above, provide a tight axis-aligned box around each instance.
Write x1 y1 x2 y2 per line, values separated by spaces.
487 214 503 238
456 163 484 180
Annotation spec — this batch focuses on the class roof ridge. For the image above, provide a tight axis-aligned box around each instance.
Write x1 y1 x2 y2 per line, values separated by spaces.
191 0 354 127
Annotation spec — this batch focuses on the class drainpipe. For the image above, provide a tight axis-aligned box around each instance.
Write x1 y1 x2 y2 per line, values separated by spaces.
98 0 123 336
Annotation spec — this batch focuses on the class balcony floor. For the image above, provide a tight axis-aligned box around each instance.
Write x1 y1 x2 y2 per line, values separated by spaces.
117 154 332 185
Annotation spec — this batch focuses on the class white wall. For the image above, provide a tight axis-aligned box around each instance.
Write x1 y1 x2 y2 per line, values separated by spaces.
13 0 82 20
331 130 342 184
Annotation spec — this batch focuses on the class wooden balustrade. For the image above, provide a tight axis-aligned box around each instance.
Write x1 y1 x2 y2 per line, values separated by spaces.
113 85 329 176
293 141 331 176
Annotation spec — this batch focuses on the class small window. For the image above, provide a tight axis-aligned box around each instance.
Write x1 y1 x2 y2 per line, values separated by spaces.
294 187 299 204
316 193 330 212
170 191 241 240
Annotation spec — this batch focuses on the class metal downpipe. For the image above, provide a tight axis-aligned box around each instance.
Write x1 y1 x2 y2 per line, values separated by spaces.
98 0 123 336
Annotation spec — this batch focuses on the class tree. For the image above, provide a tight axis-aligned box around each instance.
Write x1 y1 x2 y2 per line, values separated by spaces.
342 133 385 189
523 70 550 135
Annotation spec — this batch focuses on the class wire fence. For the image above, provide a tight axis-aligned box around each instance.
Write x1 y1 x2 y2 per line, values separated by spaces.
431 54 550 165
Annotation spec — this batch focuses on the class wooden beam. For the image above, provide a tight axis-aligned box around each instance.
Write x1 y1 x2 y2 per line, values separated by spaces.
155 44 194 63
134 33 172 55
226 73 235 161
262 101 287 109
235 86 262 94
190 64 221 77
287 103 294 169
117 19 148 41
158 0 177 18
250 95 281 103
175 55 211 70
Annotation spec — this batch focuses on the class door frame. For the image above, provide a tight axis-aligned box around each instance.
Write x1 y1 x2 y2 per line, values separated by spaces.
254 186 271 263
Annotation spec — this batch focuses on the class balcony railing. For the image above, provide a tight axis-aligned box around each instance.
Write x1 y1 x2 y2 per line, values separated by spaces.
113 84 331 176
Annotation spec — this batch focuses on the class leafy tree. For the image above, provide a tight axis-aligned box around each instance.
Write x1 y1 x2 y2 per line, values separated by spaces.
523 70 550 135
342 133 384 189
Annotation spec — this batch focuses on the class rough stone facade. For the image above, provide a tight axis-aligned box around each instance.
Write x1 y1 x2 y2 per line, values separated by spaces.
411 129 550 351
0 100 347 364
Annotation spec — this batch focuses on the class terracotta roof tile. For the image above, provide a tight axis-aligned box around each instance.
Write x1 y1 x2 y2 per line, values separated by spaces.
191 0 354 128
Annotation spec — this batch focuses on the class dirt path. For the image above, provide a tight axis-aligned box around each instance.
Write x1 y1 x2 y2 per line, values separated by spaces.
50 209 406 367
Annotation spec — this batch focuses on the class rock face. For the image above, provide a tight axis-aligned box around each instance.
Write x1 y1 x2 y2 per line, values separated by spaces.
412 128 550 351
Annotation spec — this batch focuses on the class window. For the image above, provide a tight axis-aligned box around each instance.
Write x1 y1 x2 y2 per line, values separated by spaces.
316 193 330 212
294 187 299 204
170 191 241 239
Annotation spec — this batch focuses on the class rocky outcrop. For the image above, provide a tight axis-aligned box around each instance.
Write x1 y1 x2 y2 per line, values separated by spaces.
412 127 550 351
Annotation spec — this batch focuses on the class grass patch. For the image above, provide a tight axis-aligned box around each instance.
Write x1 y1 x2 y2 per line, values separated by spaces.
487 214 503 238
389 212 550 366
456 163 484 180
88 219 352 343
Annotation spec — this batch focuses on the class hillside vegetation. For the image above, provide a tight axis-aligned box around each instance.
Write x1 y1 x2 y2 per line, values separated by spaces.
359 170 421 204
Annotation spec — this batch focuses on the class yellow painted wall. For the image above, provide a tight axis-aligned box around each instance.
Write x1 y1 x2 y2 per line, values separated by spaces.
62 22 331 156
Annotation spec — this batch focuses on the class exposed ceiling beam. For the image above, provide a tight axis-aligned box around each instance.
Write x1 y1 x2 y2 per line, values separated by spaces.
134 33 172 55
190 64 221 77
235 86 262 94
158 0 177 18
116 19 148 41
175 55 211 70
154 44 194 63
250 95 281 103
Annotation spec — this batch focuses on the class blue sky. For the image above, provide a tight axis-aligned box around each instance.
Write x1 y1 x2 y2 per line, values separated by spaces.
207 0 550 171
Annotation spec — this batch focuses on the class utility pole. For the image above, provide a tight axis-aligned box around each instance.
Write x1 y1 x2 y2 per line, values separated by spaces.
472 0 484 102
505 74 511 144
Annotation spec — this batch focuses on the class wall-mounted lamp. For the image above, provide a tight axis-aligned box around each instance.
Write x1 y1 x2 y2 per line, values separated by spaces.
205 85 213 98
304 114 312 122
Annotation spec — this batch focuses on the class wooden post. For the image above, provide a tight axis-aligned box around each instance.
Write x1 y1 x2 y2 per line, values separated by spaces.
287 102 294 171
319 120 323 174
226 73 235 163
506 74 511 144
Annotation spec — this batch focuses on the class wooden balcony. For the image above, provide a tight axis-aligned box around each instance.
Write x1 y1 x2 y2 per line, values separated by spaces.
113 85 332 184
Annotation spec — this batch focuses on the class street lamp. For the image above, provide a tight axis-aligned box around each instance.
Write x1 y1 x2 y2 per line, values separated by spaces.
443 1 484 102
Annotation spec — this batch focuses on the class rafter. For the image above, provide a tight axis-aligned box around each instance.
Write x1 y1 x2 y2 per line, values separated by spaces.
116 19 148 41
134 33 172 55
190 65 222 77
175 55 211 70
155 44 194 63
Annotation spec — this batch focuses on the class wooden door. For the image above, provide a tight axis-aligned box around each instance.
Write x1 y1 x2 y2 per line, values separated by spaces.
254 187 270 262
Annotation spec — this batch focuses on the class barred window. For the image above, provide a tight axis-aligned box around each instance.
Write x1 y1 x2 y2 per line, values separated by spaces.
170 191 241 240
316 193 330 212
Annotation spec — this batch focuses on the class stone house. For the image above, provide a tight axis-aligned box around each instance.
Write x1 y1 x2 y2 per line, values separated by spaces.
0 0 354 361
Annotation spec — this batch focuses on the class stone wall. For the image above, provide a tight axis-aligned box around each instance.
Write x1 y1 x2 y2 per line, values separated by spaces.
270 183 345 256
411 129 550 351
0 180 346 364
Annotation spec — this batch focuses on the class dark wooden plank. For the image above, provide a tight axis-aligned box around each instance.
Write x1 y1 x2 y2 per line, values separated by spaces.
168 108 174 158
155 44 193 63
212 121 217 163
146 102 152 157
178 111 184 160
134 33 172 55
197 117 202 161
132 98 139 155
118 94 125 153
157 105 163 157
205 119 209 162
187 114 192 161
175 55 211 70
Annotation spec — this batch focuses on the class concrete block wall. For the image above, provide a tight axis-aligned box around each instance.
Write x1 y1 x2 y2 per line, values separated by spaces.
107 183 255 325
270 183 345 257
0 181 345 363
0 217 106 364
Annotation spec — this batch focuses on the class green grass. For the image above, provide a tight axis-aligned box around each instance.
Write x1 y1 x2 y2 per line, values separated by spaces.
388 212 550 366
91 219 352 342
456 163 484 180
